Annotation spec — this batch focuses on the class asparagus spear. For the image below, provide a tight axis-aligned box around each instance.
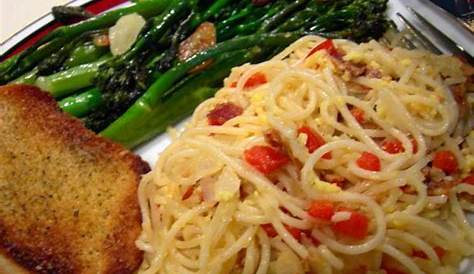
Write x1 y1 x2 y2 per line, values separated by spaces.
35 57 110 98
64 42 108 68
0 0 172 83
59 88 103 117
11 68 39 85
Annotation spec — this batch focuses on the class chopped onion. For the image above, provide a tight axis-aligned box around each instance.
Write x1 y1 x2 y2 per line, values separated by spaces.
109 13 145 56
214 167 240 202
331 211 352 223
427 195 448 204
200 177 215 202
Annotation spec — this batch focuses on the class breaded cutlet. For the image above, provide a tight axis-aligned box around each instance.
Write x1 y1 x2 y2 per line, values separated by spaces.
0 85 150 273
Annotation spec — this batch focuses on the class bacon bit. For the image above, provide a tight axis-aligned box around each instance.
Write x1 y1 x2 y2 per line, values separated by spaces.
207 102 243 126
239 185 250 200
322 173 346 188
306 39 340 59
432 150 458 174
285 225 303 241
462 174 474 185
244 145 290 174
366 68 383 78
179 22 216 72
331 210 369 240
382 267 407 274
341 62 367 77
298 126 331 159
411 138 418 153
347 81 372 94
233 250 246 271
279 206 291 215
381 139 404 154
381 256 408 274
93 34 110 47
449 84 468 119
357 152 381 171
264 129 284 149
411 249 428 259
400 185 416 194
350 107 366 124
412 246 445 260
426 179 458 196
308 201 335 221
182 185 195 200
230 81 237 88
358 265 369 274
302 230 321 246
261 224 278 238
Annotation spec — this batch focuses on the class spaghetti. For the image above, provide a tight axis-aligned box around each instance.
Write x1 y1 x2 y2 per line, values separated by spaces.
136 36 474 274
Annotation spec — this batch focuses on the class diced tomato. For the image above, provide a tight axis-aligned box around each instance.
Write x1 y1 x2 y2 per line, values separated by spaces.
244 145 290 174
461 174 474 185
381 139 418 154
432 150 458 174
285 225 303 242
356 152 381 172
350 107 366 124
207 102 243 126
229 72 268 89
381 139 404 154
331 210 369 240
308 201 335 221
244 72 267 89
298 126 331 159
306 39 339 58
412 246 445 260
182 185 195 200
411 249 428 259
382 267 407 274
261 223 278 238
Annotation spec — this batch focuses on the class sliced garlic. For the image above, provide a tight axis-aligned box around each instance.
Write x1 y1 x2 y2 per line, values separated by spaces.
109 13 145 56
214 166 241 202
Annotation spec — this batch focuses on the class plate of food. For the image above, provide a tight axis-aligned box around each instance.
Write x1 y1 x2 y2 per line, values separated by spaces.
0 0 473 274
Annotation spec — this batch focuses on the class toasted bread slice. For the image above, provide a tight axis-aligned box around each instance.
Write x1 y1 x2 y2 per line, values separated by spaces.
0 85 150 273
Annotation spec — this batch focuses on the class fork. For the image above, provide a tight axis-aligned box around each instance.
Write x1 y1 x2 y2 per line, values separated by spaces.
385 9 473 64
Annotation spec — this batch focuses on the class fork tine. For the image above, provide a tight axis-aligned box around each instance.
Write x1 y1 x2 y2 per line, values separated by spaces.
408 7 473 62
396 12 443 54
